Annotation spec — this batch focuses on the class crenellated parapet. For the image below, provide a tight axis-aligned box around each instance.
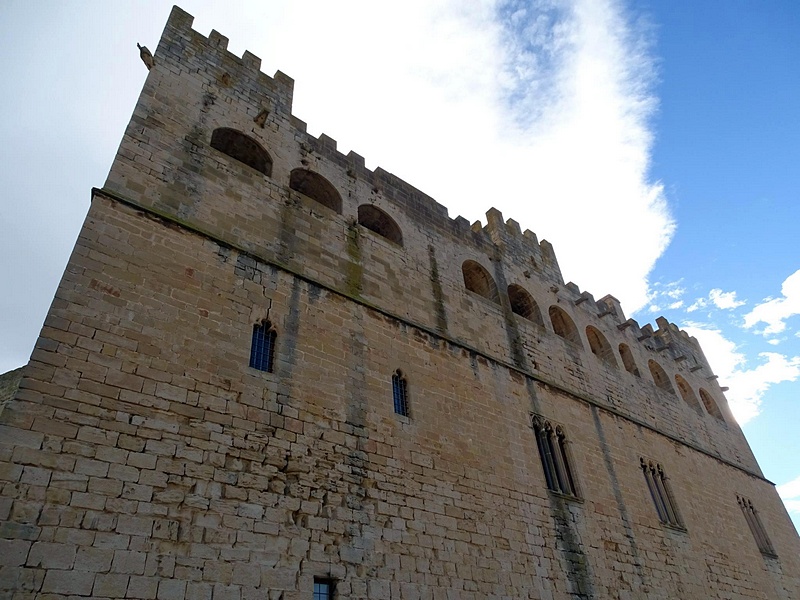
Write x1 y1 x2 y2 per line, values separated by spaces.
5 10 798 600
105 6 737 455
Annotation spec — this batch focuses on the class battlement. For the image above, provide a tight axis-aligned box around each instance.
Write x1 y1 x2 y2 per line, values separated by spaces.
101 5 739 456
4 9 797 598
151 7 708 369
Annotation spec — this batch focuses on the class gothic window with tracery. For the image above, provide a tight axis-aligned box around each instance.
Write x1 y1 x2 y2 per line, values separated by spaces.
641 458 683 528
737 495 776 557
532 415 580 498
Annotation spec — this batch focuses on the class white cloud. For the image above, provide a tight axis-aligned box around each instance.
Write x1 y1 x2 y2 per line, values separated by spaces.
264 0 671 315
767 339 781 346
777 475 800 501
778 476 800 520
684 288 743 314
708 289 745 310
686 298 707 313
744 269 800 335
0 1 672 370
682 323 800 424
645 281 685 315
665 286 686 300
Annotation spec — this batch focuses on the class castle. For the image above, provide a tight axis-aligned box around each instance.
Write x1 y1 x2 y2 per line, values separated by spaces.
1 7 798 599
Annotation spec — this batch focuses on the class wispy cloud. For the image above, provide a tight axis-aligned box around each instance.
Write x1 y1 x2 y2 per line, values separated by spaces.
0 1 672 370
684 288 744 313
709 289 745 310
778 474 800 500
683 323 800 423
777 475 800 521
744 269 800 335
686 298 706 313
646 281 686 314
271 0 671 315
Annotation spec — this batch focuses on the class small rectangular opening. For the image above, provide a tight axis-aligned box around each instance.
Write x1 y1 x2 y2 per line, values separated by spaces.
314 578 335 600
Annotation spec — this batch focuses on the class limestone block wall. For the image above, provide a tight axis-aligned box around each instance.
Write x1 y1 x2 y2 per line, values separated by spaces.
100 7 753 476
1 5 798 599
0 196 798 598
0 367 24 417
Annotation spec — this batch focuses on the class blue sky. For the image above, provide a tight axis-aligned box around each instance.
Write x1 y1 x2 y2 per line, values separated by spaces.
0 1 798 530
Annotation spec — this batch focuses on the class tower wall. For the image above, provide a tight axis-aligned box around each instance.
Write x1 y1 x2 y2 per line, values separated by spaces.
1 7 798 599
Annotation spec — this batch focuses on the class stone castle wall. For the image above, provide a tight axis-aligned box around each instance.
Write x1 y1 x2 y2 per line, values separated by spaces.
103 6 752 474
1 6 798 599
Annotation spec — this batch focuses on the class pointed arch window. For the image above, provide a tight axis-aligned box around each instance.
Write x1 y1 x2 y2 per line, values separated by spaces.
641 458 683 528
532 415 580 498
392 369 409 417
737 495 776 557
211 128 272 176
289 168 342 214
461 260 500 303
249 321 277 373
358 205 403 245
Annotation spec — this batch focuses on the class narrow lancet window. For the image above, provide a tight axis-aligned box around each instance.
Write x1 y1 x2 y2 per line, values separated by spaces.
249 321 276 373
641 458 683 528
532 416 579 498
392 369 409 417
737 496 776 557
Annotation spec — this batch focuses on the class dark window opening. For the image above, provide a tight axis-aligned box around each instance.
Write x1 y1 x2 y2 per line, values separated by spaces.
586 326 616 367
314 578 335 600
508 284 544 326
738 495 777 557
675 375 703 414
249 321 276 373
289 169 342 214
210 128 272 176
619 344 640 377
699 388 725 422
462 260 500 303
392 369 409 417
532 416 579 498
641 458 683 528
358 204 403 245
648 360 674 394
548 305 582 346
